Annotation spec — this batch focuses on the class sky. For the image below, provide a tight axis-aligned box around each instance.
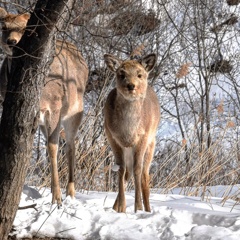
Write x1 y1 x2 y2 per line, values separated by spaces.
10 185 240 239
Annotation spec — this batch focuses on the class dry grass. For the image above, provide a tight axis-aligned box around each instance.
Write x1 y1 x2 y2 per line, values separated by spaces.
23 74 240 205
150 121 240 203
0 67 236 210
25 110 240 206
176 62 191 78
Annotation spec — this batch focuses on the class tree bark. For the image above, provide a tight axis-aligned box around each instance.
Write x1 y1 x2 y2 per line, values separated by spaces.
0 0 75 239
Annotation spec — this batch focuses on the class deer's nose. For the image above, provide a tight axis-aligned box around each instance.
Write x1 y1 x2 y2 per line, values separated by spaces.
127 83 135 91
7 39 17 45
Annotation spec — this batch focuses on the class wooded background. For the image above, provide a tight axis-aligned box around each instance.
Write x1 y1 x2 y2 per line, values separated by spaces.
0 0 240 199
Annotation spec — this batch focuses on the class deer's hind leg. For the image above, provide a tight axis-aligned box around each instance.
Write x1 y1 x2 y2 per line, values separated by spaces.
63 111 83 198
41 109 62 205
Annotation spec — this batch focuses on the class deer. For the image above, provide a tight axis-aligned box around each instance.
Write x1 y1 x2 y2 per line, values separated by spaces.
0 8 89 206
103 53 160 213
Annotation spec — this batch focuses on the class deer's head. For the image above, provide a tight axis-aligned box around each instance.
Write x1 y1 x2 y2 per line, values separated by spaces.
0 8 30 55
104 54 156 101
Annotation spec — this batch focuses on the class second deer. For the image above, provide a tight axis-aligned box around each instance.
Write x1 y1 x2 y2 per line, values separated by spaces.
104 53 160 213
0 8 89 205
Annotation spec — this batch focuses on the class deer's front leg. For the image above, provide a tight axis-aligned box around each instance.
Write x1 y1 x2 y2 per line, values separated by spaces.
141 140 156 212
133 160 143 212
133 142 148 212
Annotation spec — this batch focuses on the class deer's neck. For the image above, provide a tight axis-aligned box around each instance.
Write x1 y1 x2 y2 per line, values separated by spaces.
116 92 144 120
111 91 145 147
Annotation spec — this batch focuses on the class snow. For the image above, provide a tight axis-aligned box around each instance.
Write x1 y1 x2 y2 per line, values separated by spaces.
11 186 240 239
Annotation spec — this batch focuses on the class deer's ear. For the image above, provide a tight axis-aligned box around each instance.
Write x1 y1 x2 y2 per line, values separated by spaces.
22 13 30 21
0 8 8 20
104 54 122 72
140 54 157 72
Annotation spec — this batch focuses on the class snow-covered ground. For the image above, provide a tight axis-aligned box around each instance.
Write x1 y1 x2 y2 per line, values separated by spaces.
11 186 240 239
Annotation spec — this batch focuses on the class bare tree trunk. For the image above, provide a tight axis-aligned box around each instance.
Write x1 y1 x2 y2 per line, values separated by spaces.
0 0 75 239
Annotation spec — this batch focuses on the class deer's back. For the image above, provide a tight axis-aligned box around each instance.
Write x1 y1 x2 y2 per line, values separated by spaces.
0 40 88 118
40 41 88 119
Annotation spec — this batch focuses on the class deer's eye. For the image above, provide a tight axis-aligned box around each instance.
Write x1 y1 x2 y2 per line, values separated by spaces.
119 75 125 80
118 71 125 80
2 26 7 31
138 74 142 78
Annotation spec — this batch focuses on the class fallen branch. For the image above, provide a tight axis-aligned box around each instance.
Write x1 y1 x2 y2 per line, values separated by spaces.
18 203 37 211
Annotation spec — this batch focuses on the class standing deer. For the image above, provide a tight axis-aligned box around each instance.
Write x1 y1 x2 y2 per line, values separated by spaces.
0 8 89 205
104 54 160 213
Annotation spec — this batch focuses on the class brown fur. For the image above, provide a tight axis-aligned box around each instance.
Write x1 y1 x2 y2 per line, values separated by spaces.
0 8 89 205
104 54 160 212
